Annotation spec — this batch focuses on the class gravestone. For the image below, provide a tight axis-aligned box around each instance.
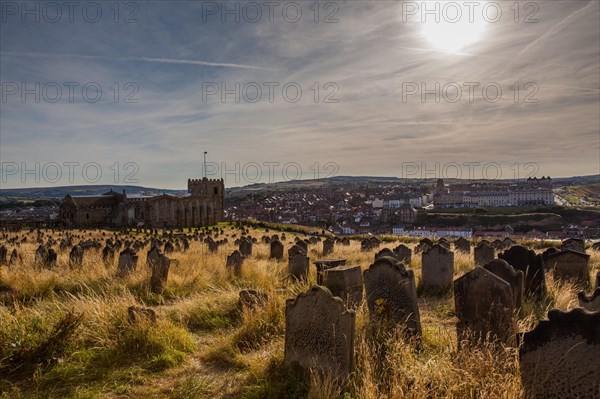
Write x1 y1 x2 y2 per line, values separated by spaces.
207 240 219 253
437 238 450 250
239 238 253 257
9 249 19 266
0 245 7 266
415 238 433 254
296 240 308 253
288 244 306 258
454 237 470 253
363 256 421 336
421 244 454 291
474 242 494 267
163 241 175 254
483 259 524 309
544 250 590 286
226 250 244 276
322 238 335 256
519 308 600 399
491 239 505 250
314 259 347 285
454 267 516 347
288 253 310 281
578 288 600 312
239 289 268 309
360 239 372 252
128 306 157 324
324 265 363 308
541 247 560 263
69 245 84 268
284 286 355 383
270 240 284 260
117 248 138 277
146 246 161 268
499 245 546 297
561 238 585 253
393 244 412 264
150 252 171 293
102 245 115 265
375 248 396 261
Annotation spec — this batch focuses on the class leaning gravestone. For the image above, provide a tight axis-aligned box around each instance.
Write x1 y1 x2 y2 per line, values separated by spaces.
284 286 355 383
270 240 284 260
578 288 600 312
315 259 347 285
561 238 585 253
363 256 421 336
499 245 546 297
324 265 363 309
421 244 454 291
226 250 244 276
69 245 84 268
288 244 306 258
519 308 600 399
288 253 310 281
393 244 412 264
483 259 524 309
150 252 171 293
474 242 494 267
544 250 590 286
322 238 335 256
454 267 516 347
117 248 138 277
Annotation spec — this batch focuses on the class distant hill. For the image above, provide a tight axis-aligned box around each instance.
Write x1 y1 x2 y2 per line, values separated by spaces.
2 174 598 200
0 185 186 200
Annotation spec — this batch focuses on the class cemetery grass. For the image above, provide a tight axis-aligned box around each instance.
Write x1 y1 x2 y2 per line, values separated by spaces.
0 229 598 399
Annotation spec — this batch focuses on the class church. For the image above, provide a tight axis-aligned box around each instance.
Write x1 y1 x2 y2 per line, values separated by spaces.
59 178 225 228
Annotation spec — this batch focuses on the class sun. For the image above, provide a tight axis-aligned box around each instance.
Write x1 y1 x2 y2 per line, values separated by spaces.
421 11 488 53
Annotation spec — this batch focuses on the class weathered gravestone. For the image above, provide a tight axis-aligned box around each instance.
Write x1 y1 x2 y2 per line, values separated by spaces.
360 239 372 252
163 241 175 254
474 242 495 267
322 238 335 256
207 239 219 253
269 240 284 260
146 246 161 268
117 248 138 277
561 238 585 253
363 256 421 336
519 308 600 399
415 238 433 254
288 253 310 281
578 288 600 312
226 250 244 276
393 244 412 264
239 289 268 310
102 245 115 265
0 245 7 266
296 240 308 253
491 239 505 250
454 237 471 253
483 259 524 309
150 252 171 293
541 246 560 262
454 267 516 347
9 249 20 266
127 306 157 324
284 286 355 383
498 245 546 297
314 259 347 285
437 238 450 250
421 244 454 291
544 250 590 286
375 248 396 261
288 244 306 258
324 265 363 309
69 245 84 268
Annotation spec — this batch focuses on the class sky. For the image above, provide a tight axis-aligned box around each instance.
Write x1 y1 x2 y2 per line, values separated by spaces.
1 0 599 189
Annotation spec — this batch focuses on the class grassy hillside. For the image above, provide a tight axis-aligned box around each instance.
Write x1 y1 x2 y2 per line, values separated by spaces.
1 226 598 398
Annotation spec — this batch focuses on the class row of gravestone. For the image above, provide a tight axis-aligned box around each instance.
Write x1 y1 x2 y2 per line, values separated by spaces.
283 270 599 397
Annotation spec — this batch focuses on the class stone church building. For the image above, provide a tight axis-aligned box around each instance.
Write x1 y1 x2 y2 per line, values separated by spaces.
59 178 225 228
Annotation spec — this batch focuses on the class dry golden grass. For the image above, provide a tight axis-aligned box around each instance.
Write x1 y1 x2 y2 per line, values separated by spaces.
0 226 598 399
